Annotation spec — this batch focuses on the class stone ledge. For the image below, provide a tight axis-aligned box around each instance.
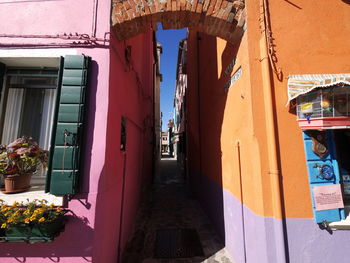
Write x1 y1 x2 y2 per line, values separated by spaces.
0 184 64 206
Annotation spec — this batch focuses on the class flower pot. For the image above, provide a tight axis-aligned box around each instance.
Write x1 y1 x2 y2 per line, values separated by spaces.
3 217 66 242
31 217 65 238
2 173 32 194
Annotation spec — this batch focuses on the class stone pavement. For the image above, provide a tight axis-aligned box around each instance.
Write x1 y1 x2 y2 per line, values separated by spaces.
121 155 235 263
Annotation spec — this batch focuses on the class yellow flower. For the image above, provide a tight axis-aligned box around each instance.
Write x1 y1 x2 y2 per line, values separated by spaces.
30 215 36 221
1 223 6 228
23 210 31 216
24 218 30 223
38 217 46 223
4 212 11 217
7 218 14 223
13 210 20 216
11 201 19 207
56 207 62 212
49 203 55 208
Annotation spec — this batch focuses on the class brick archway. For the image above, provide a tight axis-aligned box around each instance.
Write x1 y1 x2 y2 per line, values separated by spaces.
112 0 246 43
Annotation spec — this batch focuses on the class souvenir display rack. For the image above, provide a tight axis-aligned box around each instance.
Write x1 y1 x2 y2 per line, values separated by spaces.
297 86 350 130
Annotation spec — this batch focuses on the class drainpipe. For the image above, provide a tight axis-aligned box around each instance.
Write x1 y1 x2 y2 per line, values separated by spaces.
197 32 202 182
117 152 127 262
259 0 287 262
236 141 247 262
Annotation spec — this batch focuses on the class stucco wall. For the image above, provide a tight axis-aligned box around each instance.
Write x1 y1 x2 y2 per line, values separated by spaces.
187 1 350 262
0 1 155 263
102 29 154 262
267 0 350 219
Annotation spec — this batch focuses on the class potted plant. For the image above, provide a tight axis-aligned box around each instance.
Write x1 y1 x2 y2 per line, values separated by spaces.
0 137 48 194
0 199 66 242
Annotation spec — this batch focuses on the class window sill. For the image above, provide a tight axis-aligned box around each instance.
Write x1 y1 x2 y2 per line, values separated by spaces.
329 206 350 230
0 184 63 206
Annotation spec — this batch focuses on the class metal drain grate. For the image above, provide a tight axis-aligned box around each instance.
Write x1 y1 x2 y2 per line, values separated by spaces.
154 228 204 258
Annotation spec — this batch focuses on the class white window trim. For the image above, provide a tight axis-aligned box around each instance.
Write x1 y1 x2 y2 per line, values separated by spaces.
0 49 77 205
0 186 63 206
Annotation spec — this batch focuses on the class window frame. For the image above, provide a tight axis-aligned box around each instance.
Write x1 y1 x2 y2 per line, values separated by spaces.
0 49 78 205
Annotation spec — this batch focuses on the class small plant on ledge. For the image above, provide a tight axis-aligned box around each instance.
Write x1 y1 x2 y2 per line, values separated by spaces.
0 199 66 242
0 136 48 194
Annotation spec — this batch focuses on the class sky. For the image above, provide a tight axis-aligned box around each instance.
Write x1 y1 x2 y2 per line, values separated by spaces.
156 26 187 131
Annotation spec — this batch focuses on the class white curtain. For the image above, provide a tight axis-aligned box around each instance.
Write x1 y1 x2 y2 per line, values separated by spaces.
39 89 56 151
1 88 24 144
35 89 56 181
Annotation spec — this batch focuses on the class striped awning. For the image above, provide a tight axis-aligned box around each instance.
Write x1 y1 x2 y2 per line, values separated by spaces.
287 74 350 104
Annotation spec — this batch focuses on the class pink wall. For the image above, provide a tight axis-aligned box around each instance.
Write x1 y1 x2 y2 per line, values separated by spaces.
0 1 155 262
102 30 154 262
0 0 110 45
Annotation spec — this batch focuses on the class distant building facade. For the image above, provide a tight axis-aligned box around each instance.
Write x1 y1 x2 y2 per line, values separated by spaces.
161 131 168 154
173 39 187 165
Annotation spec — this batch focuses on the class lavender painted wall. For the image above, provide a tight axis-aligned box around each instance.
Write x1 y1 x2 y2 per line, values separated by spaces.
196 173 350 263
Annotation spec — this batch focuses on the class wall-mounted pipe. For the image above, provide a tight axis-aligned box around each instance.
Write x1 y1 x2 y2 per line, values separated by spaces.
236 141 247 263
259 0 287 262
197 32 202 179
91 0 99 37
0 33 108 42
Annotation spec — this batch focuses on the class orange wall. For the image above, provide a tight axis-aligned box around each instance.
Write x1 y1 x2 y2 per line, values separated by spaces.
187 29 273 217
267 0 350 218
187 0 350 219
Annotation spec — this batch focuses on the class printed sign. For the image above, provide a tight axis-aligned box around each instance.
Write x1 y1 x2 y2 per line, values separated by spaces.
312 184 344 211
224 67 242 91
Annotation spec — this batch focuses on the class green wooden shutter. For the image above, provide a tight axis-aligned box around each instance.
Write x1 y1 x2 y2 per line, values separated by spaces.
47 55 91 195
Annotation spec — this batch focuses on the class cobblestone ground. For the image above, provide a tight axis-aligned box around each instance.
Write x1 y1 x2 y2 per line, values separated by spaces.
121 155 235 263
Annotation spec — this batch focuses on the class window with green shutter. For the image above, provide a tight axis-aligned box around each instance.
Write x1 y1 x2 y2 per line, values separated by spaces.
47 55 91 195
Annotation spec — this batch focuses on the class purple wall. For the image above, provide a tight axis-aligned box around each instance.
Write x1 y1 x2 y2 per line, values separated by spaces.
195 173 350 263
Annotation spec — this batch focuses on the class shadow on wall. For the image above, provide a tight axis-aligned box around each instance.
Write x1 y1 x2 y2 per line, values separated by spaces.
187 31 242 246
92 30 155 263
78 60 99 195
0 60 99 261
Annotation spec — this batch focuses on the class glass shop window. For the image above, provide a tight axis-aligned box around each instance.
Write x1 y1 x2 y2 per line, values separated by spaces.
0 69 58 184
333 129 350 203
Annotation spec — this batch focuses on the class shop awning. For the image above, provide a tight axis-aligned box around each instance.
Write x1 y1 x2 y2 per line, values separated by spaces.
287 74 350 104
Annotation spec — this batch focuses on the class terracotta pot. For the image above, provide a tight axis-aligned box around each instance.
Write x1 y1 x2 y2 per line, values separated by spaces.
2 173 32 194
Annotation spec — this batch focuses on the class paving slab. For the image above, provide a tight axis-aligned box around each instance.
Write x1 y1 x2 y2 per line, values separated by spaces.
122 155 235 263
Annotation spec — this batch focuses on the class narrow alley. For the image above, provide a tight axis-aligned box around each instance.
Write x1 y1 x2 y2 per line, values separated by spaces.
122 155 234 263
